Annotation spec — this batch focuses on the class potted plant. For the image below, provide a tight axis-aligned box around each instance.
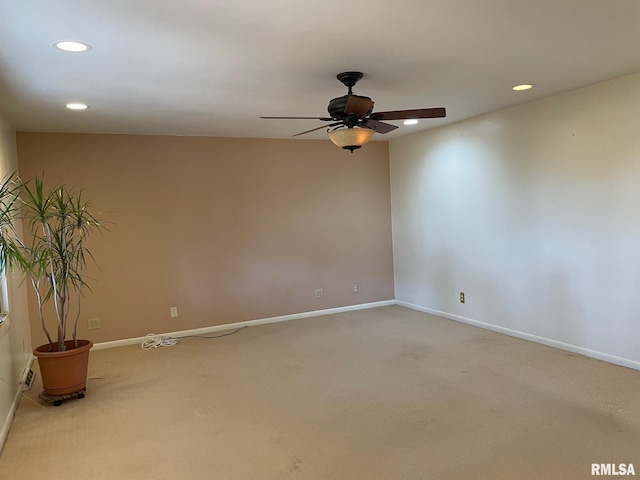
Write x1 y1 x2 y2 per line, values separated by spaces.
0 173 105 402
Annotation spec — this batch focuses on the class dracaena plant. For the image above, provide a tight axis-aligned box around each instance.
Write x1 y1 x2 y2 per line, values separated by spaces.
0 173 104 351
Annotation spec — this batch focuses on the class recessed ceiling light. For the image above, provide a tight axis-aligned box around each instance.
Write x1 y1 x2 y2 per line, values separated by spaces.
65 103 89 110
54 41 92 53
403 119 419 125
512 84 534 91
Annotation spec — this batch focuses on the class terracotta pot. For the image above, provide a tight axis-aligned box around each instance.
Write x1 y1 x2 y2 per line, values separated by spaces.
33 339 93 396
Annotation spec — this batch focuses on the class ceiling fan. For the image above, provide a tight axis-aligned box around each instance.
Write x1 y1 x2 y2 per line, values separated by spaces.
261 72 446 152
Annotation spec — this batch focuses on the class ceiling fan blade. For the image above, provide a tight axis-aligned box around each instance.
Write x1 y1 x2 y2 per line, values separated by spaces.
292 122 343 137
260 116 334 121
364 119 398 134
344 95 374 117
370 107 446 121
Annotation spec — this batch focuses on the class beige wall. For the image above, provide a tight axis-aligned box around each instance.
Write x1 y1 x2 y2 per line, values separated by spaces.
16 133 394 345
0 113 32 448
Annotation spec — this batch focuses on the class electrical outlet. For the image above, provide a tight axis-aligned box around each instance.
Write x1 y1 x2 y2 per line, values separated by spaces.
353 284 358 293
88 317 101 330
314 289 323 299
170 306 178 318
460 292 465 304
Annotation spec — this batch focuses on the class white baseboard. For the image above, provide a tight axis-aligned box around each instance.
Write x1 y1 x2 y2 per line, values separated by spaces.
93 300 396 351
397 300 640 371
94 298 639 371
0 355 35 454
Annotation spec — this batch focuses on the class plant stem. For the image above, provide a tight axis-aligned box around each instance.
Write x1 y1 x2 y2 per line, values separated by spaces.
31 276 52 345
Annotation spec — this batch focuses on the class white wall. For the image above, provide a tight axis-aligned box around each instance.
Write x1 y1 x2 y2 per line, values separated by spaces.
0 113 32 451
390 72 640 369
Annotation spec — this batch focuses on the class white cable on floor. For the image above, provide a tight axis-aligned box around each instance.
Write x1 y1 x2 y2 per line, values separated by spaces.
141 333 179 350
141 326 248 350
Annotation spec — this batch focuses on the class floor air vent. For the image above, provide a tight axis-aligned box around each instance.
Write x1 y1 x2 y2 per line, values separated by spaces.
23 368 35 391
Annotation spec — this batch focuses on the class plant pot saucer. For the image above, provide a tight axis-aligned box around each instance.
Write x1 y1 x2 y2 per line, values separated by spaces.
39 388 86 407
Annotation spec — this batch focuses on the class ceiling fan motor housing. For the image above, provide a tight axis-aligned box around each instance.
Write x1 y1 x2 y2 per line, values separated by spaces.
327 95 373 123
328 71 372 124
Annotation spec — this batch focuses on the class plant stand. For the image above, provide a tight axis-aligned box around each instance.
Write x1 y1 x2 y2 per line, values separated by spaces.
39 388 86 407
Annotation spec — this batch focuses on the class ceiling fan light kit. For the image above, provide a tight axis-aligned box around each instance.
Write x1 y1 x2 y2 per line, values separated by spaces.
327 126 375 153
261 71 446 153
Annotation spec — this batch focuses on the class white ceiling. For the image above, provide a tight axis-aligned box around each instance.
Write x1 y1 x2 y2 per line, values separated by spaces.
1 0 640 141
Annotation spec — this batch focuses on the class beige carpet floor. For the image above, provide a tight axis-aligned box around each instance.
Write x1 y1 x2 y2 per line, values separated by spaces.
1 305 639 479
